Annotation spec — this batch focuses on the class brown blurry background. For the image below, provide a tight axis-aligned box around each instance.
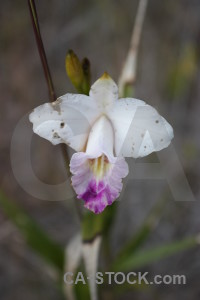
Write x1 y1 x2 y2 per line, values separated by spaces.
0 0 200 299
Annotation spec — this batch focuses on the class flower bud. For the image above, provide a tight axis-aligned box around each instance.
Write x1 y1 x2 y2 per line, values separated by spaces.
81 58 91 95
65 50 84 92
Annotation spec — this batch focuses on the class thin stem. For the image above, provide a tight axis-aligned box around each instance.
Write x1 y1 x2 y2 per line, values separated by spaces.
28 0 83 220
118 0 148 96
28 0 56 102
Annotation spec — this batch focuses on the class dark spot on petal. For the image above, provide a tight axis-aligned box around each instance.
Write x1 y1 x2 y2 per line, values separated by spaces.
144 146 146 148
160 138 163 142
155 120 159 123
141 133 144 138
60 122 65 128
53 132 60 139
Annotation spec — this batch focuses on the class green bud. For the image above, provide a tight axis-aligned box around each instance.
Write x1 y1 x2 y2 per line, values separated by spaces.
81 58 91 95
65 50 84 93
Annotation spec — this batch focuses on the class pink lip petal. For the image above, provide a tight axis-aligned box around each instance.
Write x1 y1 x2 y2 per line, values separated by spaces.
70 152 129 214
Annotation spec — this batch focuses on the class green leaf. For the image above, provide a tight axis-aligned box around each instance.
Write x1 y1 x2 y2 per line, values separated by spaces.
75 282 90 300
116 197 167 262
112 236 198 272
74 266 91 300
0 191 64 272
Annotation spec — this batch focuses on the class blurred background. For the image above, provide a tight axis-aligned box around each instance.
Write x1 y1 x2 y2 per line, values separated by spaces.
0 0 200 299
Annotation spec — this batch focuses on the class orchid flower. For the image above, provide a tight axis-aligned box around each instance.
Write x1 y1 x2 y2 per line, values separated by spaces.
29 73 173 214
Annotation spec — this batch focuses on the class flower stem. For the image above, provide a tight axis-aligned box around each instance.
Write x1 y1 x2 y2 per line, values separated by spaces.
28 0 56 102
28 0 82 220
118 0 148 97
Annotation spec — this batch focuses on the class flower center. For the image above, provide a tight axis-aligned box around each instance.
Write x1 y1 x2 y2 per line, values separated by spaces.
89 155 110 180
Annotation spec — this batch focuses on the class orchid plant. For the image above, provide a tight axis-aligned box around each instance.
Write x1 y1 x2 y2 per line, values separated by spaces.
29 73 173 214
0 2 197 300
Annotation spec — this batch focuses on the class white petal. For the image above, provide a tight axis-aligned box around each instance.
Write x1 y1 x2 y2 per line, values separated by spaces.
86 115 114 160
64 234 82 300
89 73 118 111
108 98 174 158
82 236 102 300
29 94 100 152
